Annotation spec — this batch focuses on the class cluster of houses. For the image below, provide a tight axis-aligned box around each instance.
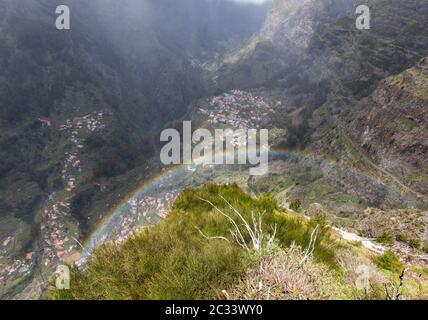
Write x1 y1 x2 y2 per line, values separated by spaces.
63 152 79 192
37 113 109 270
111 191 179 245
39 113 108 265
60 112 106 192
40 198 78 268
202 90 275 129
59 112 106 133
1 112 109 290
0 236 35 289
141 191 179 220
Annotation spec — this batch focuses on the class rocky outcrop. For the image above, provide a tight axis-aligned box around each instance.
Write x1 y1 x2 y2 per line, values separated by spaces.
343 57 428 199
216 0 356 90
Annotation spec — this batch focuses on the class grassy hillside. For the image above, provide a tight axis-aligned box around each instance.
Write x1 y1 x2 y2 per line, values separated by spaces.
49 184 428 300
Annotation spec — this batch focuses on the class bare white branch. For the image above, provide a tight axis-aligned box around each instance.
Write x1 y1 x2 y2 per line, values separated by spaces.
197 195 277 256
195 227 230 243
300 225 319 265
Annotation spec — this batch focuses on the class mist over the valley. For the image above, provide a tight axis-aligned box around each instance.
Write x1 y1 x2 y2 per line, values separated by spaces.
0 0 427 300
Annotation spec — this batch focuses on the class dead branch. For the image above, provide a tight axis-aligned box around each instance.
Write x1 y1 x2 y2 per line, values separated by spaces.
197 196 250 252
195 227 230 243
384 268 408 300
300 225 319 265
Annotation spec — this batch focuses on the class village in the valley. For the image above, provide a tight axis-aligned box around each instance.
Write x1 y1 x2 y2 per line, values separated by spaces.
110 190 180 246
1 89 279 294
0 112 108 290
94 90 279 248
199 90 277 130
0 237 35 289
77 176 186 265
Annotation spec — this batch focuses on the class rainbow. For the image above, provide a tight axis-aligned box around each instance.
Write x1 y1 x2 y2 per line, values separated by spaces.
77 147 415 264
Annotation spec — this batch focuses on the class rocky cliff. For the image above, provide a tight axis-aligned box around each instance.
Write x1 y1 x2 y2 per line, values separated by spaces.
217 0 428 125
343 57 428 200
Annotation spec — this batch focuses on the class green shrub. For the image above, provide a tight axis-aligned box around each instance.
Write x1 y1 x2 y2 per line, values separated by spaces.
289 199 302 212
396 233 409 243
409 238 421 249
375 250 404 274
375 233 394 246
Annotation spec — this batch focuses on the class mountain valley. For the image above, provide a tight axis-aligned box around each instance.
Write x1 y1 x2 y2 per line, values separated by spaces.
0 0 427 300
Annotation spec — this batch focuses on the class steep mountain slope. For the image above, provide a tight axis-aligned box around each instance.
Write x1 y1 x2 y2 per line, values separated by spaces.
315 57 428 210
217 0 428 124
342 57 428 201
215 0 428 207
306 0 428 118
216 0 357 89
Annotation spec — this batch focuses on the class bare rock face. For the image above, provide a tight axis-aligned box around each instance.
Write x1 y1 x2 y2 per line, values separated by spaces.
216 0 357 90
344 57 428 198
